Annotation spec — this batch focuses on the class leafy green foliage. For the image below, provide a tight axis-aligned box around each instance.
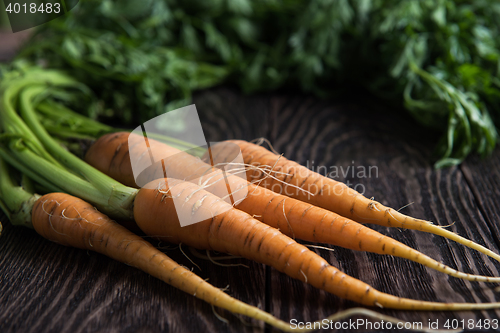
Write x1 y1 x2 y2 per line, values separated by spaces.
17 0 500 166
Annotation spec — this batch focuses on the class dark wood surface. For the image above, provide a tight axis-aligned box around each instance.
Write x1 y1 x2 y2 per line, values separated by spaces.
2 37 500 332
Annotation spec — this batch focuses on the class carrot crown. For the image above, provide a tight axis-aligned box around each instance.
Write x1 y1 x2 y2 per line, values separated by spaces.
0 65 138 220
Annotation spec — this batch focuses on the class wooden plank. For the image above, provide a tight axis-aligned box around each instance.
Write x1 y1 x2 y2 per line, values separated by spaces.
461 153 500 240
195 87 271 143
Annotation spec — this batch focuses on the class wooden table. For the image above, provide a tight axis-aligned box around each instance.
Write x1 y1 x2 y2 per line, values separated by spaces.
1 40 500 333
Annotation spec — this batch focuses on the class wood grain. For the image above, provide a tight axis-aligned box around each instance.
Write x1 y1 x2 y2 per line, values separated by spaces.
1 87 500 332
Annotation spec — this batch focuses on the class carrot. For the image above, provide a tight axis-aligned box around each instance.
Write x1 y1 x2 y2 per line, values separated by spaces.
133 177 500 310
222 139 500 262
84 131 143 188
30 192 303 330
84 132 500 282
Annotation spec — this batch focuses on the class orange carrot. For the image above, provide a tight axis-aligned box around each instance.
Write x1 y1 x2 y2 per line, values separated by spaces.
85 132 138 187
223 140 500 261
84 132 500 282
133 178 500 310
29 192 301 331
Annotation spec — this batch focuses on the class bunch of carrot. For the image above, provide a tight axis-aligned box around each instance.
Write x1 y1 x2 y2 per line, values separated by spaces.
0 68 318 331
2 65 500 330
